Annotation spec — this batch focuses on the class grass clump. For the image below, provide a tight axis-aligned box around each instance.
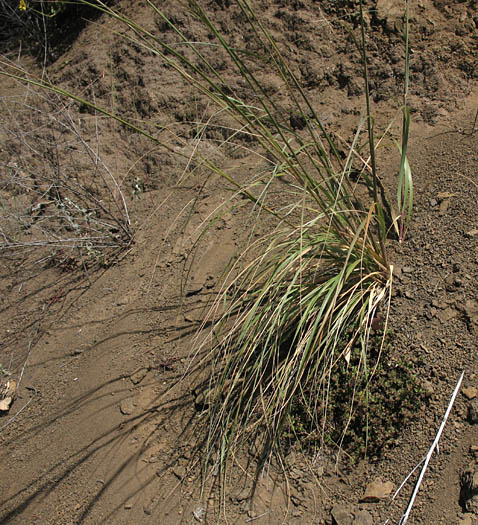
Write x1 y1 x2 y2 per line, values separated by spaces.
128 0 411 475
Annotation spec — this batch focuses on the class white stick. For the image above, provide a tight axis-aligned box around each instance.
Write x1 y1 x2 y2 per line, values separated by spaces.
398 371 464 524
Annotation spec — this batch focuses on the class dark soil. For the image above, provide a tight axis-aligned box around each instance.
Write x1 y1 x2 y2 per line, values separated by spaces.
0 1 478 523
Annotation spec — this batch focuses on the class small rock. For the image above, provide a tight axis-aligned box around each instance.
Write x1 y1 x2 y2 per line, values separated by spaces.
0 380 16 413
465 229 478 238
193 505 205 522
437 191 456 200
124 501 133 509
186 284 203 297
463 387 478 400
461 468 478 512
361 479 394 502
422 379 435 397
464 300 478 334
439 199 450 216
143 504 153 515
393 266 403 280
205 275 216 289
130 367 148 385
353 509 373 525
331 504 353 525
457 514 473 525
429 198 437 207
230 488 250 504
402 266 413 274
119 398 136 415
466 495 478 514
172 466 187 480
431 299 446 309
468 399 478 424
437 307 458 323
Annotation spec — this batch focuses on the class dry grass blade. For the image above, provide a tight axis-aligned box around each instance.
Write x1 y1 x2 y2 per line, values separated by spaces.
0 63 132 271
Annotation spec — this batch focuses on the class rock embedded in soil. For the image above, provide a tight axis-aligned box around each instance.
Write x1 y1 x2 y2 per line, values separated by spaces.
463 386 478 400
422 379 435 397
353 509 373 525
360 479 394 502
437 306 458 323
172 465 187 480
468 399 478 424
130 367 148 385
457 514 474 525
119 398 136 415
376 0 405 32
463 300 478 334
460 467 478 513
330 505 373 525
331 504 353 525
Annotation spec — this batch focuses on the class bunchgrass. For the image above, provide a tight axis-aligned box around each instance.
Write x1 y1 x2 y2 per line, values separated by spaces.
6 0 412 500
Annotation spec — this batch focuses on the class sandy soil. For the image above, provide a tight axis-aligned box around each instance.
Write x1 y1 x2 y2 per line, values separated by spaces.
1 1 478 523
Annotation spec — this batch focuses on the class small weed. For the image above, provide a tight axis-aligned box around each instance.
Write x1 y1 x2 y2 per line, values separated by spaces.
284 330 424 462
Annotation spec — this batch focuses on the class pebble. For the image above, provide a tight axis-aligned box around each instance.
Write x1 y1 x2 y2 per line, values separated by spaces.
360 479 394 502
119 398 136 415
463 387 478 400
468 399 478 424
354 509 373 525
172 466 187 480
422 379 435 397
437 307 458 323
130 367 148 385
330 505 373 525
331 504 353 525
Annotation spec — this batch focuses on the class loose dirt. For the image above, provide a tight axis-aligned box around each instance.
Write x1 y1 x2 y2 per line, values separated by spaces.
1 1 478 524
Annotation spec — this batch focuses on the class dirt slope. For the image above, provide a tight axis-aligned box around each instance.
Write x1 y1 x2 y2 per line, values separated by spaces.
1 1 478 524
